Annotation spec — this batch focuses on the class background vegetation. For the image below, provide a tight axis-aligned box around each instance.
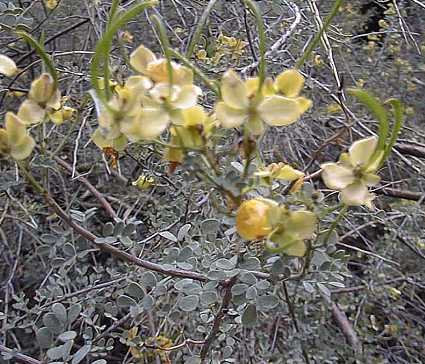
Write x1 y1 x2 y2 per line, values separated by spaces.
0 0 424 363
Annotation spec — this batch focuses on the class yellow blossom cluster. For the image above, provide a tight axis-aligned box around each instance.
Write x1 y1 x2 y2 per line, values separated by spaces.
0 54 75 160
90 44 207 154
236 198 317 257
321 136 382 208
215 68 311 135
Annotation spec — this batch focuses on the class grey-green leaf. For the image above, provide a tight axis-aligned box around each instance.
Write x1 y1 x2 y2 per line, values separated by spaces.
58 331 77 342
241 304 257 327
36 327 53 348
178 295 199 312
117 295 137 307
126 282 145 300
68 303 82 323
52 303 67 323
72 344 91 364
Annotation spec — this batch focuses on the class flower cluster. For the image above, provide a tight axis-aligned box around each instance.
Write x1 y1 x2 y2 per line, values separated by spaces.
0 54 75 161
236 198 317 257
215 68 311 135
91 44 205 153
321 136 382 208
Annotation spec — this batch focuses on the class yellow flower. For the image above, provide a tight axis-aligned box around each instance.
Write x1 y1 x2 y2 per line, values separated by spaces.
0 112 35 160
255 162 304 181
48 106 76 125
271 69 312 116
45 0 58 9
91 128 128 152
236 198 317 257
236 198 277 240
266 209 317 257
17 73 61 124
0 55 17 77
130 44 193 85
89 76 152 148
321 136 382 208
215 69 309 135
120 83 202 141
132 175 155 190
121 30 134 43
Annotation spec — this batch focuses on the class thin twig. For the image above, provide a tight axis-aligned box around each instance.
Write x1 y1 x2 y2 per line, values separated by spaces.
0 344 43 364
200 276 237 361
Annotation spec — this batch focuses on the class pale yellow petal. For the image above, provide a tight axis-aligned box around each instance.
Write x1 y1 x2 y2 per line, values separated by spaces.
125 75 153 92
173 64 193 85
221 69 249 109
283 240 307 257
286 210 317 240
0 54 17 76
275 69 305 97
246 114 265 135
215 101 247 128
0 129 10 156
46 89 62 110
349 136 378 167
17 99 46 124
29 73 55 104
182 105 206 127
362 173 380 187
295 96 312 114
274 165 304 181
321 163 355 190
5 112 26 145
11 135 35 160
91 128 127 151
258 95 301 126
121 109 170 140
130 44 157 74
172 85 202 109
340 182 373 206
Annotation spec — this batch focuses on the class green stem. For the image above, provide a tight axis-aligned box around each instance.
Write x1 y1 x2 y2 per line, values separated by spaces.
150 15 174 86
296 0 344 69
169 49 220 95
90 1 157 104
243 0 266 91
185 0 220 59
17 31 58 87
282 282 311 364
319 204 348 247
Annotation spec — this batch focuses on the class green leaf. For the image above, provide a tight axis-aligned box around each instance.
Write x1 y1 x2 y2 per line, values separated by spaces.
159 231 177 243
43 312 63 334
126 282 145 300
47 346 64 360
200 291 218 305
142 294 155 311
231 284 249 296
68 303 82 324
178 295 199 312
383 98 404 163
36 327 53 348
58 331 77 342
177 223 192 241
90 0 157 103
215 258 235 270
17 31 58 85
241 304 257 327
117 295 137 307
52 303 67 323
185 0 220 58
256 295 279 311
348 88 389 151
140 271 157 289
72 344 91 364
